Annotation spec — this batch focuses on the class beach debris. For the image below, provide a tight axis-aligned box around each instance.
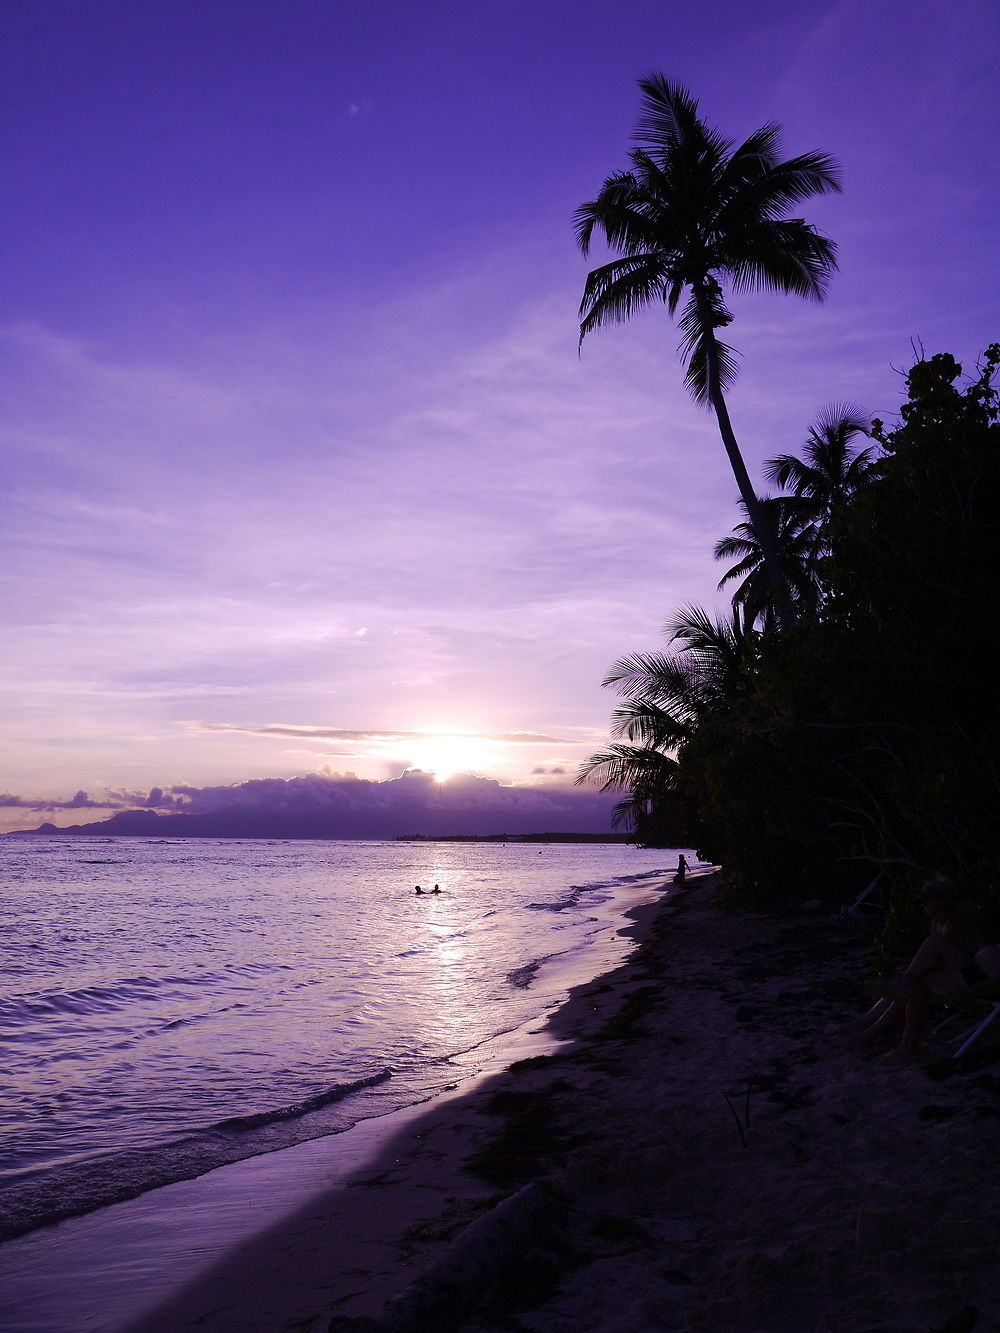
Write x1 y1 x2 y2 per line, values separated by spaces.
722 1076 754 1147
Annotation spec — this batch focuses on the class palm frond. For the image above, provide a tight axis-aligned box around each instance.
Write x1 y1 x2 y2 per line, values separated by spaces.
725 121 783 173
665 602 732 647
666 604 753 680
725 150 842 222
679 296 740 404
577 75 840 393
713 493 825 628
602 649 686 691
603 654 701 719
609 797 641 831
812 402 869 438
764 451 812 492
609 695 691 744
574 169 680 258
578 254 671 342
576 743 677 793
716 551 760 588
726 220 838 299
714 532 757 563
573 170 640 255
765 406 874 523
633 75 732 167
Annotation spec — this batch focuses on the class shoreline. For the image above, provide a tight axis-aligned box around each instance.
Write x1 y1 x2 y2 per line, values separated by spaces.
138 872 1000 1333
7 872 1000 1331
0 863 666 1249
126 881 676 1333
0 872 670 1332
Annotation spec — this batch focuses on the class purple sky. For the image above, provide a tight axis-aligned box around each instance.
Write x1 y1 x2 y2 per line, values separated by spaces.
1 0 997 832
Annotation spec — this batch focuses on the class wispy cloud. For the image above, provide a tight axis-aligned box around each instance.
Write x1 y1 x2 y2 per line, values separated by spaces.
0 282 729 794
190 722 579 745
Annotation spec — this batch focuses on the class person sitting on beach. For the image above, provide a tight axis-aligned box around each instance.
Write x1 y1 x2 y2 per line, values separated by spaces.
849 876 984 1065
673 855 688 884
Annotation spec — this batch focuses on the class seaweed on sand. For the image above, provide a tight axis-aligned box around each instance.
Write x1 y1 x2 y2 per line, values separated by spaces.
597 985 661 1040
467 1082 578 1187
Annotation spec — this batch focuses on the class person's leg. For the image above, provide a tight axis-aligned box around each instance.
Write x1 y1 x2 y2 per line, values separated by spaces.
893 988 932 1061
900 934 969 987
849 997 903 1045
843 995 889 1033
889 967 959 1062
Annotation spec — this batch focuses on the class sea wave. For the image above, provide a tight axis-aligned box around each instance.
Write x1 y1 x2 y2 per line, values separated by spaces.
526 883 593 912
0 1068 393 1243
506 954 557 988
0 961 298 1023
214 1069 392 1131
0 975 168 1020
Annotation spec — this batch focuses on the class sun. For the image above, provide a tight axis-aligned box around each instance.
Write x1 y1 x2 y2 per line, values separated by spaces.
407 736 492 782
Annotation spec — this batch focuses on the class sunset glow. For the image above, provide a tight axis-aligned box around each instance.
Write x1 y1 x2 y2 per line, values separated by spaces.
0 0 995 831
402 736 498 783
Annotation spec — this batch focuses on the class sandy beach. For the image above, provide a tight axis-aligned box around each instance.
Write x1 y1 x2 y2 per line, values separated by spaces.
127 872 1000 1333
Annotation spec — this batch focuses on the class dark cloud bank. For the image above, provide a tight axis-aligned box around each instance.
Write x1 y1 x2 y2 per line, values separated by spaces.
8 771 620 839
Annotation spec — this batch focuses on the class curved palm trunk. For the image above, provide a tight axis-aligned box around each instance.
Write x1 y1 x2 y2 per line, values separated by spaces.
695 289 793 629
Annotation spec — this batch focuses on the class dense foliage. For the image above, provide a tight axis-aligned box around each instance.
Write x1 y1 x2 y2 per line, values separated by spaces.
582 346 1000 926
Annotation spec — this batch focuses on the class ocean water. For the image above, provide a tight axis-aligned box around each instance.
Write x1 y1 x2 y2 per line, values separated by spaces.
0 836 684 1244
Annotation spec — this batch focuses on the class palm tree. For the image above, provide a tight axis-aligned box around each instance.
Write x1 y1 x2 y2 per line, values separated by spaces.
578 741 679 837
714 494 819 630
764 404 873 536
576 75 841 622
578 606 753 835
716 409 873 625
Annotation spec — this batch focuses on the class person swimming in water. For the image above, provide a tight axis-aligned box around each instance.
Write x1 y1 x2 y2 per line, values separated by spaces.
432 884 441 894
414 885 424 895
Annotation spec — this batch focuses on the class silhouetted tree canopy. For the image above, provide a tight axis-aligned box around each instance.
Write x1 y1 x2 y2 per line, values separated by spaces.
583 345 1000 927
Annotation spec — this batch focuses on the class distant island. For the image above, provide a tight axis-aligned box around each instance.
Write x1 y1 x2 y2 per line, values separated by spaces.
7 811 627 843
395 832 632 843
4 770 626 843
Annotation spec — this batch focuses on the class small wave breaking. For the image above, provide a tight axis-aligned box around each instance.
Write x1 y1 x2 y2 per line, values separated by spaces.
506 955 556 988
215 1069 392 1132
0 1068 393 1243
